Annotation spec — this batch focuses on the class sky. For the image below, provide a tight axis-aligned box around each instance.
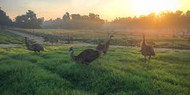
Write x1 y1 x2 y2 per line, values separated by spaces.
0 0 190 21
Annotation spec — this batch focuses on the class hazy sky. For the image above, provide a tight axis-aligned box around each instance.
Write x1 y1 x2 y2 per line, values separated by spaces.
0 0 190 21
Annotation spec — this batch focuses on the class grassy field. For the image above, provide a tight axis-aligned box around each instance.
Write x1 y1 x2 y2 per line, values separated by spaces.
0 45 190 95
11 28 190 49
0 30 24 44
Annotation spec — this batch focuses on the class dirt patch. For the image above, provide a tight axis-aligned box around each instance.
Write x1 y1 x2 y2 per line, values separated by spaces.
0 30 188 52
0 44 22 47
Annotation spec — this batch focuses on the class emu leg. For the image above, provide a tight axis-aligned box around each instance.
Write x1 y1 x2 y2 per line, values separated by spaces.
34 51 37 55
149 56 151 60
85 63 90 65
103 51 107 55
38 51 40 55
144 56 147 62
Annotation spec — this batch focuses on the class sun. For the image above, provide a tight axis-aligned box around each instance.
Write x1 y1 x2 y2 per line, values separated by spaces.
131 0 180 15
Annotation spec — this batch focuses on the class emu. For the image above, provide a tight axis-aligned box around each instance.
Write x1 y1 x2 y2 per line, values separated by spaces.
43 37 58 45
69 47 101 65
66 34 73 44
43 36 49 42
96 34 114 55
188 38 190 42
141 34 155 62
49 38 58 44
25 37 44 54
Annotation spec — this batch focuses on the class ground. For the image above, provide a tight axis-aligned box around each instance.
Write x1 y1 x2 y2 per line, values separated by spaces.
0 46 190 95
0 29 190 95
11 28 190 49
0 30 24 44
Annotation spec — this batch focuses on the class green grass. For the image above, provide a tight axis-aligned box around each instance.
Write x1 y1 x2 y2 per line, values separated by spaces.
0 45 189 95
11 28 190 49
0 30 24 44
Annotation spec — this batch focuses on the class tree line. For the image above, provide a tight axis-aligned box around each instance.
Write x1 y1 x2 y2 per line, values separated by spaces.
0 8 12 28
15 10 44 29
0 8 190 31
0 8 104 29
0 9 43 29
112 11 190 31
42 12 104 29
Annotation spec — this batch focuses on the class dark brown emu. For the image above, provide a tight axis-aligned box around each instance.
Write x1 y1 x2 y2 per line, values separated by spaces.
25 37 44 54
69 47 101 65
96 34 114 55
141 34 155 62
43 36 58 45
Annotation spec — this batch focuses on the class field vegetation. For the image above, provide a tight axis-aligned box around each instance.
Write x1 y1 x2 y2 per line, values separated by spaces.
11 28 190 49
1 2 190 95
0 46 190 95
0 30 24 44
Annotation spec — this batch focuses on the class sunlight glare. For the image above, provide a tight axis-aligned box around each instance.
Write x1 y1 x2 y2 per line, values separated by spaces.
131 0 180 15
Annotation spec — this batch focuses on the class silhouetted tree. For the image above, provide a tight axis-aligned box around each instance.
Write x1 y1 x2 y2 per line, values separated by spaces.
0 8 12 27
62 12 70 21
112 10 190 33
71 14 81 20
185 11 190 33
89 13 99 19
15 10 43 29
43 12 104 29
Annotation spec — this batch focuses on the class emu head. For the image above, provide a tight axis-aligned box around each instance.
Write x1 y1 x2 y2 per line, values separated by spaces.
108 33 114 38
110 34 114 38
142 33 145 38
69 47 74 53
142 33 147 45
24 37 28 42
107 31 115 38
43 36 49 42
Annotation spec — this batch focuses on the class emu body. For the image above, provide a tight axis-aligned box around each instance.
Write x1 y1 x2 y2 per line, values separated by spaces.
69 47 100 65
141 34 155 62
25 37 44 53
43 37 58 44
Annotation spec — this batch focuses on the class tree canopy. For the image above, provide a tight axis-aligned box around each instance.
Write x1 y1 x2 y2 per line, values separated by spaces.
42 12 104 29
112 10 190 31
15 10 44 29
0 8 12 26
1 8 190 31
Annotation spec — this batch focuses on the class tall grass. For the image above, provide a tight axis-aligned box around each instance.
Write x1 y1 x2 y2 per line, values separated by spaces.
0 30 24 44
0 45 189 95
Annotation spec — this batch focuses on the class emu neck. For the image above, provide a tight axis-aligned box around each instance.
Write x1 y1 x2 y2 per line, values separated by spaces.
142 35 146 46
106 36 112 48
70 51 76 61
25 38 30 49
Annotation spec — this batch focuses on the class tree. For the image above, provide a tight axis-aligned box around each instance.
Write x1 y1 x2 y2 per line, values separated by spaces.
62 12 70 21
0 8 12 26
111 10 190 31
186 11 190 32
15 10 43 29
71 14 81 20
89 13 100 19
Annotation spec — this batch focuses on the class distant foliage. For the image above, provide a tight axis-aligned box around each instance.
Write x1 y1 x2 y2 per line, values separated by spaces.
2 8 190 31
112 10 190 31
42 12 104 29
0 8 12 26
15 10 44 29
